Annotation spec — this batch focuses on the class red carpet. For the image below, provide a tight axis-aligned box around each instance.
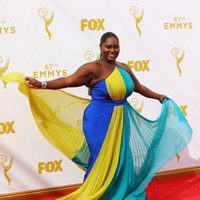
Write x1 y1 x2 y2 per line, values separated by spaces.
35 174 200 200
146 174 200 200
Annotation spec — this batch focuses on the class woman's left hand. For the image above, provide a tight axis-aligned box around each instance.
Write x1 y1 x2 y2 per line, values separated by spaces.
25 77 42 88
158 95 168 103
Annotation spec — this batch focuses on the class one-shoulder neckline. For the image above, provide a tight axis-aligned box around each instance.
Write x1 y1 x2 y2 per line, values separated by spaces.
90 67 117 88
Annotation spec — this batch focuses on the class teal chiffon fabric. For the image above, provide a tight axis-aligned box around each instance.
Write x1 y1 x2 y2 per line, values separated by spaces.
1 68 193 200
100 98 192 200
72 67 192 199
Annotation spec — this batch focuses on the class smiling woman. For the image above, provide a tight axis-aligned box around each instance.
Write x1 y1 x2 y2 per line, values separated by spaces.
99 32 120 61
2 32 192 200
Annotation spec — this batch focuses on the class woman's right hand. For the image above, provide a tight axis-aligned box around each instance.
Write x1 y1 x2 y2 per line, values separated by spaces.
25 77 42 88
158 94 168 104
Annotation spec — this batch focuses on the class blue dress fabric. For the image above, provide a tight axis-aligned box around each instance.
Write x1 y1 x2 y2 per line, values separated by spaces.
1 69 192 200
81 67 192 199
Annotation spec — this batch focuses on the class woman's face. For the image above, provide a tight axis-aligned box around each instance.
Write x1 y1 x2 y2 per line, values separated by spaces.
100 37 120 63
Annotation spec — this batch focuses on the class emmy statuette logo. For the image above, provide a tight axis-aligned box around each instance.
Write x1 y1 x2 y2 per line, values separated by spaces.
130 98 144 113
0 154 13 186
0 56 9 79
171 47 185 77
84 50 100 62
129 98 144 126
130 6 144 38
84 50 94 62
38 7 55 40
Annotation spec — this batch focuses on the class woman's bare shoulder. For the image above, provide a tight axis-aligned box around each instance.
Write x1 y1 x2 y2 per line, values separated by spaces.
78 60 101 72
116 61 132 73
77 60 103 81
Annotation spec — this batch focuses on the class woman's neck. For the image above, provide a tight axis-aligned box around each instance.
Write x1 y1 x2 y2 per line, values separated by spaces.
100 57 116 65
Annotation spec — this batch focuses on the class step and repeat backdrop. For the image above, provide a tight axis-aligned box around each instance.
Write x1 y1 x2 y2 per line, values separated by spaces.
0 0 200 195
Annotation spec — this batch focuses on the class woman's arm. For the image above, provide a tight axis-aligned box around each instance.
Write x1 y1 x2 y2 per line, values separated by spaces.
25 64 93 89
118 63 167 103
135 84 167 103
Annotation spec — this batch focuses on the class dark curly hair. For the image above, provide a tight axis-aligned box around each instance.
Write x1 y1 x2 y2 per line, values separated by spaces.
100 32 119 45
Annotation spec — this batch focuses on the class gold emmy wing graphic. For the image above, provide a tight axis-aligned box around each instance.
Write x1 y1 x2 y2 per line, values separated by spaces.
84 50 94 62
171 47 185 77
0 154 13 186
130 6 144 38
129 98 180 162
0 56 9 79
84 50 100 62
84 50 100 95
129 98 144 125
130 98 144 113
38 7 55 40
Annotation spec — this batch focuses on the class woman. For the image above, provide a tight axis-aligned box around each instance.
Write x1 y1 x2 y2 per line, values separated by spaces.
3 32 192 199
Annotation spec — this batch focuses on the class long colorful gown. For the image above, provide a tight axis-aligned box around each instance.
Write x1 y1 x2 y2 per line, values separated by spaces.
2 66 192 200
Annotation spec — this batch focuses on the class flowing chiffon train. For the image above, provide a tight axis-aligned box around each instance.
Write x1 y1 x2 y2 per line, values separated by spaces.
2 67 192 200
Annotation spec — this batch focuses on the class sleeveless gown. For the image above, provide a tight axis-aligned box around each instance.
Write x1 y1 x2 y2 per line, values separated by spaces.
2 67 192 200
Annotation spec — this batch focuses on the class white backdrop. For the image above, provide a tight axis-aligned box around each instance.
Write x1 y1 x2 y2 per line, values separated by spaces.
0 0 200 195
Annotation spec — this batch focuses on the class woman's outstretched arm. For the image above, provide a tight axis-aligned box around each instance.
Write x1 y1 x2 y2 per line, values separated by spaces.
25 64 93 89
118 63 167 103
